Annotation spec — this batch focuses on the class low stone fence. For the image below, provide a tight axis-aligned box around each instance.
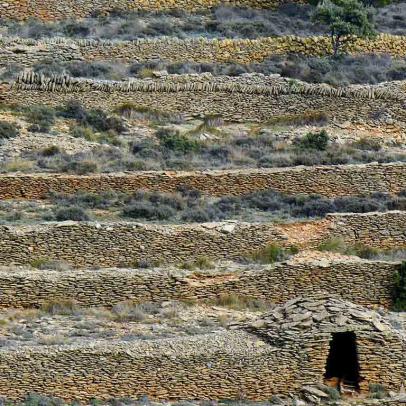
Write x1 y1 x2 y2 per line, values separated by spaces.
0 259 399 309
0 0 291 21
0 211 403 267
1 34 406 67
0 331 302 401
3 89 402 123
0 163 404 199
0 327 404 402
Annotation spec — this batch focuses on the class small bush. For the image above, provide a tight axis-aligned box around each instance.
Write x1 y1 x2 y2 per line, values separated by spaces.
54 206 90 221
298 130 329 151
352 137 382 151
318 238 379 259
213 294 268 311
40 145 61 157
318 238 348 253
62 160 99 175
13 393 66 406
83 109 125 134
0 121 19 139
321 386 341 400
25 106 56 133
122 202 175 220
60 101 125 134
132 259 161 269
116 103 184 124
41 299 79 315
368 384 388 399
70 125 95 140
111 301 146 322
30 258 71 271
30 257 52 269
157 128 201 153
249 244 298 264
180 256 214 270
267 111 328 126
59 100 87 121
392 261 406 311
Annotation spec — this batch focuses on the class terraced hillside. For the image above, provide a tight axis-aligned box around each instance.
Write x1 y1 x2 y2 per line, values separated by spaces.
0 0 405 405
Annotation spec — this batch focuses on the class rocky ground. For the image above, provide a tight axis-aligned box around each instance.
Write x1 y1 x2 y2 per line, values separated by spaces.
0 104 405 173
0 300 262 349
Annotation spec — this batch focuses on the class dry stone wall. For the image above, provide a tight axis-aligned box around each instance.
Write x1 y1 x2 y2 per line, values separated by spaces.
0 302 404 402
244 297 406 394
0 163 404 199
0 212 403 267
2 34 406 67
0 332 301 401
0 260 399 309
0 0 298 21
2 75 406 124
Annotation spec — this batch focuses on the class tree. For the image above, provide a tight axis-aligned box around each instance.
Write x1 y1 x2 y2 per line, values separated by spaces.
312 0 376 56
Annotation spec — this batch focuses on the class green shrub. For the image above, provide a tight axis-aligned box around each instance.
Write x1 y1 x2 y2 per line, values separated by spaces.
180 256 214 270
213 294 268 311
54 206 90 221
70 125 95 140
352 137 382 151
82 109 125 134
267 111 329 126
318 238 379 259
122 202 175 220
368 384 388 399
156 128 201 153
393 261 406 311
60 101 125 134
40 145 61 157
30 258 71 271
41 299 79 316
62 160 99 175
111 300 149 322
59 100 87 121
30 257 51 269
0 121 19 139
132 259 161 269
299 130 329 150
70 125 121 146
249 244 298 264
322 386 341 400
25 106 56 133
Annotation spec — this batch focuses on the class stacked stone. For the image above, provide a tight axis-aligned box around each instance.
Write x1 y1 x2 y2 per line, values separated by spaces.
241 296 406 393
12 72 403 100
0 162 404 199
4 74 405 123
0 0 301 21
2 34 406 67
0 297 403 402
0 212 403 267
0 259 399 309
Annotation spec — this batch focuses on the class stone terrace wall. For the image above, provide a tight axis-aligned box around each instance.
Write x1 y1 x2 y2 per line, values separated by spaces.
3 73 405 124
2 34 406 67
0 329 404 402
0 0 295 21
0 332 302 401
0 211 404 267
0 163 404 199
0 260 399 309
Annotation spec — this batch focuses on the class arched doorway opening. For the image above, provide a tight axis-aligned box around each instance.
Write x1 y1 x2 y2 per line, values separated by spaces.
324 332 361 394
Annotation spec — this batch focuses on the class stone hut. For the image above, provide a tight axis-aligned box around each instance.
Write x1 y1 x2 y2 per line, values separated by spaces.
243 295 406 395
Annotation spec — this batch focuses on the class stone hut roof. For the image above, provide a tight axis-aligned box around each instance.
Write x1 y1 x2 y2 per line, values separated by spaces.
243 295 400 345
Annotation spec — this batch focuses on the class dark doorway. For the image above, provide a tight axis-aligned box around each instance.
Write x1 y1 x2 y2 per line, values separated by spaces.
324 332 360 391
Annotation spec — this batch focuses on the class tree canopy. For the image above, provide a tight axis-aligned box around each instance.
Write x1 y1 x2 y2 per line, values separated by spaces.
312 0 376 56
